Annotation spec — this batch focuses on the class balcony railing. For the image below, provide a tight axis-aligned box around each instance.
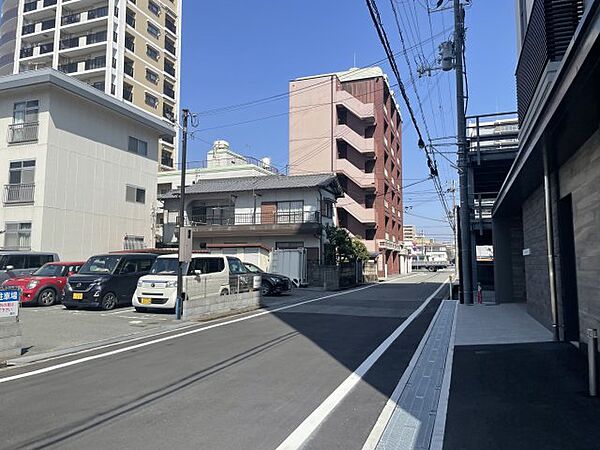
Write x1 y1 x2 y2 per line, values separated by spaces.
4 183 35 204
188 211 320 227
164 86 175 99
22 24 35 35
88 6 108 19
43 0 57 6
516 0 584 122
161 154 174 168
165 41 176 55
20 47 34 58
7 122 39 143
85 56 105 70
58 62 78 73
165 18 176 34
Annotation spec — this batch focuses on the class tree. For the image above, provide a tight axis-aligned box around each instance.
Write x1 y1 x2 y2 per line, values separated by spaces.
325 225 369 264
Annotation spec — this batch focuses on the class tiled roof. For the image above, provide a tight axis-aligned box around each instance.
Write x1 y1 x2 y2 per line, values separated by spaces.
161 173 342 199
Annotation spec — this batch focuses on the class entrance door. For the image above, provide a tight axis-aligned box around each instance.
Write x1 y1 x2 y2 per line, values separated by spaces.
558 194 580 341
261 202 277 224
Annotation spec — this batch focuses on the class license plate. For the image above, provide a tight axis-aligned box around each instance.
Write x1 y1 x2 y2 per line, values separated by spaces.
140 298 151 305
73 293 83 300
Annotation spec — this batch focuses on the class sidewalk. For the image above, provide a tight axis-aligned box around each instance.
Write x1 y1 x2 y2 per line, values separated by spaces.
442 303 600 450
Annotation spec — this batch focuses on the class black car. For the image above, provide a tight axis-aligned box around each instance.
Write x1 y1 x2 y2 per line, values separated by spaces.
63 253 157 310
243 262 292 296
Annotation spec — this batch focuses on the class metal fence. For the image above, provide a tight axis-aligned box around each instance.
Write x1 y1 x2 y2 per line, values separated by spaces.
7 122 38 143
3 183 35 204
189 211 319 226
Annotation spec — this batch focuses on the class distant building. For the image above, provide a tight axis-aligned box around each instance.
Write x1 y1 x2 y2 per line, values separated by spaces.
0 69 174 259
493 0 596 345
160 174 343 280
403 224 416 241
154 140 280 243
0 0 182 168
288 67 409 277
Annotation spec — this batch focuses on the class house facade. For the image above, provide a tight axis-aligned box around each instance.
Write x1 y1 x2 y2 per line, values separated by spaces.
0 69 174 259
493 0 598 345
160 174 343 273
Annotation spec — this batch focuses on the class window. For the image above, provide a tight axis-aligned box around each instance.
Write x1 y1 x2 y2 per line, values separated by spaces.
146 44 160 60
321 199 334 218
128 136 148 156
79 255 122 275
13 100 38 124
26 254 53 268
275 241 304 250
227 257 247 275
9 160 35 185
138 258 154 272
190 257 225 275
157 183 172 195
4 222 31 250
276 200 304 223
145 92 159 108
148 0 160 16
145 69 159 84
147 22 160 38
126 185 146 204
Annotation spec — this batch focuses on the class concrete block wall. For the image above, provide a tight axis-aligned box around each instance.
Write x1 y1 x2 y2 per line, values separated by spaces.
182 291 261 321
0 317 22 362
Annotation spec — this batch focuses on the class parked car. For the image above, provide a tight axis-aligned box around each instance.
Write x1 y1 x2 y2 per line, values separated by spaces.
63 253 157 310
2 261 84 306
243 262 293 296
0 251 60 284
132 254 255 312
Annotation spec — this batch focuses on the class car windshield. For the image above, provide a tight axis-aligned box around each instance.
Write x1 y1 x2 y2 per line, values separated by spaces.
150 258 179 275
243 263 263 273
33 264 64 277
79 256 121 275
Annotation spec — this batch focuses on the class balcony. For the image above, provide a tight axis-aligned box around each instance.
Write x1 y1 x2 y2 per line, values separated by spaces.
3 184 35 205
335 90 375 122
163 85 175 99
7 122 38 144
165 40 176 56
24 1 38 12
165 17 176 34
334 158 375 188
516 0 584 122
58 56 105 74
337 194 376 224
335 124 374 154
161 153 174 168
61 6 108 27
164 62 175 77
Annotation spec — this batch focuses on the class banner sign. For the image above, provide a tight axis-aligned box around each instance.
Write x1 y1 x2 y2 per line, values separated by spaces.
0 288 20 318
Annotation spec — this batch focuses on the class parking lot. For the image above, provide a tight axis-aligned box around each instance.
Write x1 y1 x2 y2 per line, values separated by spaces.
14 287 325 362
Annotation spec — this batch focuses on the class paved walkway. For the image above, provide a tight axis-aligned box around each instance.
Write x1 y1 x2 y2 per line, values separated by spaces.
455 302 552 345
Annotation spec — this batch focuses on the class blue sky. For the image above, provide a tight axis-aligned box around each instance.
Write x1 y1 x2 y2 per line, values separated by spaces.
180 1 517 240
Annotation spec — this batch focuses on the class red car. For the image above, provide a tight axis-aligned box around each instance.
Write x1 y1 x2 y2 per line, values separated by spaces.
2 261 84 306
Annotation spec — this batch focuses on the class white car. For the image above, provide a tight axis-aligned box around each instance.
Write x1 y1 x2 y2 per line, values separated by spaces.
132 254 249 312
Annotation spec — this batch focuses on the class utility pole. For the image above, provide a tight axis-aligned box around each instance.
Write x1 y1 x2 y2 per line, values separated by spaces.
454 0 473 304
176 108 190 320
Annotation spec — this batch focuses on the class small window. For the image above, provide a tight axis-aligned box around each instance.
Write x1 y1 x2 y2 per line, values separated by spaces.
138 258 154 272
4 222 31 250
146 45 160 60
321 199 334 218
145 92 158 108
128 136 148 156
13 100 39 124
147 22 160 38
275 241 304 250
227 257 247 275
126 185 146 204
190 257 225 275
145 69 159 84
148 0 160 16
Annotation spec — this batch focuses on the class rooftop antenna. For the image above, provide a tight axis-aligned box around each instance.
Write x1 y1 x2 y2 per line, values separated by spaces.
353 52 356 67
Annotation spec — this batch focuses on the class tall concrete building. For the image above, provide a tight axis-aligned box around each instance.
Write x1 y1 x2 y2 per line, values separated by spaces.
289 67 408 278
0 0 181 170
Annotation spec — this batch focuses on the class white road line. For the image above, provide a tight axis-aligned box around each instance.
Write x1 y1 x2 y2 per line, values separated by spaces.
275 280 448 450
0 283 381 384
361 299 448 450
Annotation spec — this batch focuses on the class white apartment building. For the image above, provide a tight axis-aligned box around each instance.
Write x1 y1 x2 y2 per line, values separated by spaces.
0 0 182 169
0 69 174 259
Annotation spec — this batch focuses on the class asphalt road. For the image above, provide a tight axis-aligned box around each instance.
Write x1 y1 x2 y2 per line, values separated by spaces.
1 272 448 450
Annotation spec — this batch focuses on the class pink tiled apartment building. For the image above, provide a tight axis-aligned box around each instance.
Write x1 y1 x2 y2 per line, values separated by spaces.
289 67 409 277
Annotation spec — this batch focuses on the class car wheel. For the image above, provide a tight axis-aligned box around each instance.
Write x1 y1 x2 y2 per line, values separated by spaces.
260 281 272 296
37 288 56 306
100 292 118 311
135 306 147 313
